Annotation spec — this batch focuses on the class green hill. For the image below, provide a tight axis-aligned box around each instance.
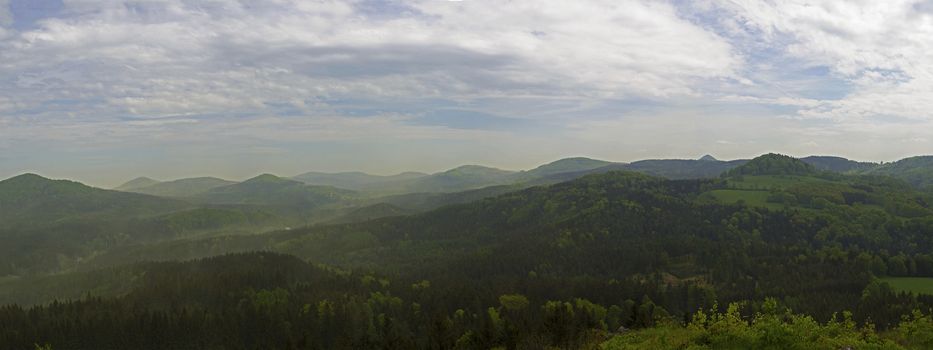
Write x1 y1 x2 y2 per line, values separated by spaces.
725 153 816 176
124 177 236 197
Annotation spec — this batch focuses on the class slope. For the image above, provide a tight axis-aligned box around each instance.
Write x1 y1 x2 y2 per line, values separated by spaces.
860 156 933 189
0 173 188 228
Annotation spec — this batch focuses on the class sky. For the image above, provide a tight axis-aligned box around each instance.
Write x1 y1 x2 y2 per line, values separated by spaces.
1 0 932 187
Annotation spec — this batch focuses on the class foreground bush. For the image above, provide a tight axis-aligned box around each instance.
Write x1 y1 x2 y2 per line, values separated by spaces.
602 299 933 350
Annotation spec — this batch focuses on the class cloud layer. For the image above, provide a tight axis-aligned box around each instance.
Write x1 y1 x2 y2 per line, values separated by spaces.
1 0 932 186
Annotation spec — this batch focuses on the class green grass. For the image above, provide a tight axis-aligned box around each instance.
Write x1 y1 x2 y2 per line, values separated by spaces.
880 277 933 296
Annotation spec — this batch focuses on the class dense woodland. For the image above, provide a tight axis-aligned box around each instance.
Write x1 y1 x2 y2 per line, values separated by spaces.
4 154 933 348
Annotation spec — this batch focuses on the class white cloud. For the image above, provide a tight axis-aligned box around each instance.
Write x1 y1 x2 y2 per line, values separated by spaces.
711 0 933 123
0 0 740 128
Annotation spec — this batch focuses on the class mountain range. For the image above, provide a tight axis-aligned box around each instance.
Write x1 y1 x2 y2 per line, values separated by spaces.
1 153 930 279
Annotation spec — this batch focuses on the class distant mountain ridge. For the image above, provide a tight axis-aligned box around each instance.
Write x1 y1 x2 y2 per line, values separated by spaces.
121 177 236 197
291 171 427 190
366 165 518 194
514 157 617 179
194 174 357 210
111 154 933 201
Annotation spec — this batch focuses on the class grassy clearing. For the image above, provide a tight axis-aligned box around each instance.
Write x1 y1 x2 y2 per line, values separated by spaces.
701 189 785 210
880 277 933 296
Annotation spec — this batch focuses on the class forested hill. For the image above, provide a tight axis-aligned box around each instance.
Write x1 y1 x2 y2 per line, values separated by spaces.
0 173 188 227
725 153 816 176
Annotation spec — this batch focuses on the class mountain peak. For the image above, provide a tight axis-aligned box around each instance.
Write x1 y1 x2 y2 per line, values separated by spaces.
244 173 291 183
5 172 46 181
115 176 161 190
698 154 718 161
443 165 513 175
2 173 55 186
0 173 96 196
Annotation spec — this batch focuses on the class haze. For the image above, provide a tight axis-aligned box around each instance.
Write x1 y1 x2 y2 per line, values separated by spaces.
2 0 932 187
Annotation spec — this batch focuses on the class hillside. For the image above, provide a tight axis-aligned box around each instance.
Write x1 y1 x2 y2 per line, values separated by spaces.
0 174 195 276
801 155 877 173
0 174 187 227
861 156 933 189
374 183 526 212
326 202 411 224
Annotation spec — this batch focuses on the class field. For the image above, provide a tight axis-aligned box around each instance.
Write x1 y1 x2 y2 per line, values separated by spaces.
699 189 786 210
880 277 933 295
